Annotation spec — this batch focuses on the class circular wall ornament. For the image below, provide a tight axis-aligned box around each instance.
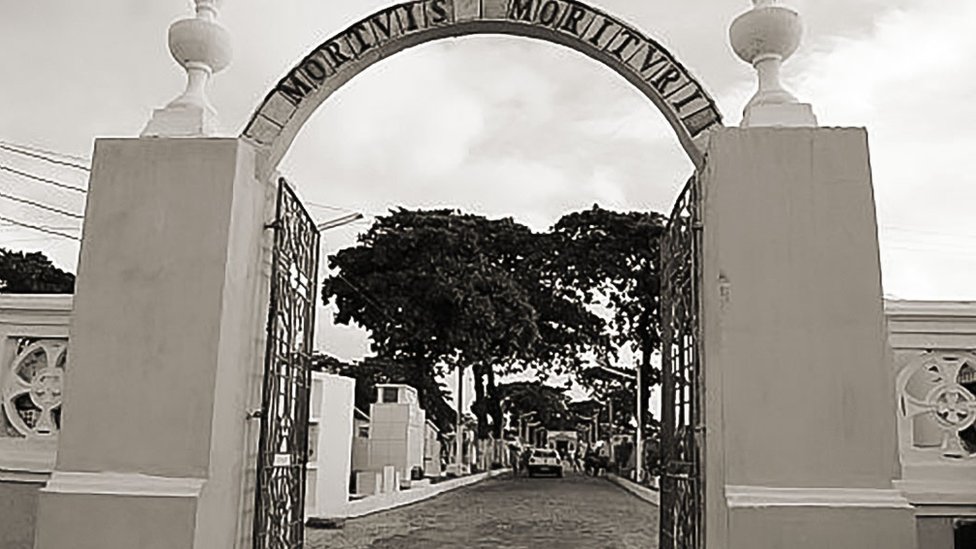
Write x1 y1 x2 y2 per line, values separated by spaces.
930 385 976 431
2 339 67 438
898 352 976 459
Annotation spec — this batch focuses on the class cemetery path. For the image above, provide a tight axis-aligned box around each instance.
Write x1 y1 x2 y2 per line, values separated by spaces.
305 472 659 549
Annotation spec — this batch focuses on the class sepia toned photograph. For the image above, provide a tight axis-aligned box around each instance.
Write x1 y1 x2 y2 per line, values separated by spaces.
0 0 974 547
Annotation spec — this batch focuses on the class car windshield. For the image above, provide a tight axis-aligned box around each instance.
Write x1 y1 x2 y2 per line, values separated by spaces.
533 450 557 458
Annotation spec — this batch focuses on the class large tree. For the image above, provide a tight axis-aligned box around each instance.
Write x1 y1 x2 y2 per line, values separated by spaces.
323 209 606 439
0 248 74 293
547 206 668 431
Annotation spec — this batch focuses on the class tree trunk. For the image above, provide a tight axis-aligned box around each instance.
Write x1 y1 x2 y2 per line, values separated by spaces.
486 367 504 439
638 309 654 436
472 364 490 439
640 341 651 431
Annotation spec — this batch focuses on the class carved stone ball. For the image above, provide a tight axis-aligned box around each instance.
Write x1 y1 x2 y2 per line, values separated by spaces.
168 17 233 73
729 5 802 65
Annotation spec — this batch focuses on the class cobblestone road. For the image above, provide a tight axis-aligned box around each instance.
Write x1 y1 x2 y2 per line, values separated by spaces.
307 472 658 549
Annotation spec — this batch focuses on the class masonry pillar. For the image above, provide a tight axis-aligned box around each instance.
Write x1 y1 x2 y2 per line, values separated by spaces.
32 137 271 549
700 127 916 548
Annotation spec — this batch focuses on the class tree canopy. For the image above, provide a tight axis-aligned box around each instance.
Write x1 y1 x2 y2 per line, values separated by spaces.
0 248 75 293
322 205 667 440
547 206 667 430
323 208 607 438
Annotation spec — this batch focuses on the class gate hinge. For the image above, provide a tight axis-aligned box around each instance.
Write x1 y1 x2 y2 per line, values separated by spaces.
245 408 264 420
691 222 704 232
264 220 281 230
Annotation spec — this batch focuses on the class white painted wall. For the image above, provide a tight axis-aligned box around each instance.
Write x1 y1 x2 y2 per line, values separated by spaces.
368 385 425 482
306 373 354 518
886 300 976 518
0 294 71 549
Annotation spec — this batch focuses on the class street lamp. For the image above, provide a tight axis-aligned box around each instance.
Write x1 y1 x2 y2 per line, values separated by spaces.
590 412 599 443
454 365 465 472
315 212 363 231
635 366 644 483
591 362 645 482
587 396 617 464
519 411 537 442
525 420 541 447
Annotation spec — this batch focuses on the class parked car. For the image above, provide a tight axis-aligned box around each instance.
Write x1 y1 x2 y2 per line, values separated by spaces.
526 447 563 478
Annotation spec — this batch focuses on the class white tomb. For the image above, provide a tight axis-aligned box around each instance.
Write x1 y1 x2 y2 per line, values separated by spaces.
368 384 426 487
305 372 354 518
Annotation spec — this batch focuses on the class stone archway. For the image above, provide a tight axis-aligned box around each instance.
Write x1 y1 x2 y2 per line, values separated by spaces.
238 3 721 547
240 0 723 176
33 2 921 549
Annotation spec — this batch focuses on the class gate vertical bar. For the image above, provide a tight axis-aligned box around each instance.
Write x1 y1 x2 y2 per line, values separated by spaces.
253 177 320 549
660 174 704 549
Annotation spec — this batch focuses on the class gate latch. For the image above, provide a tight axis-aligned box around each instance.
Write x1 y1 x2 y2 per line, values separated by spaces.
245 408 263 420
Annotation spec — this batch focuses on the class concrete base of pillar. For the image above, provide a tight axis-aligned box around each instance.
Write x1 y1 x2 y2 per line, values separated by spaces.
741 102 817 128
142 103 218 137
34 487 197 549
728 504 915 549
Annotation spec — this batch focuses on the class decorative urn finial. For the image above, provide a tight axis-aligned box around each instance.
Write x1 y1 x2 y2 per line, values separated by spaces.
729 0 817 127
142 0 233 137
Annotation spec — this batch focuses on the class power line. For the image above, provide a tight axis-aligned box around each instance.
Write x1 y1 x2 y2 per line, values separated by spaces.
0 143 90 171
0 165 87 193
0 221 78 231
0 214 81 241
883 225 976 241
0 139 90 164
306 201 378 221
883 243 976 257
332 271 398 324
3 235 72 246
0 189 84 219
306 201 354 213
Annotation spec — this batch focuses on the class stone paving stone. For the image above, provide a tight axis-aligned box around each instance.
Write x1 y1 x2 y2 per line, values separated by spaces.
306 472 658 549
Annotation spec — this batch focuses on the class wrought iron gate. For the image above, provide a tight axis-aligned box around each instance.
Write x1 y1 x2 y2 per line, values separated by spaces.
659 175 704 549
253 178 320 549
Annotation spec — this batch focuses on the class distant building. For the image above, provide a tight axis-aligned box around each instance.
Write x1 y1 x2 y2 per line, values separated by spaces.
547 430 579 458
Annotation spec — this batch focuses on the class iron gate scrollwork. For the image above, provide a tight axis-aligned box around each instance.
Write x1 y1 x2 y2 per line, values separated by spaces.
253 178 320 549
659 174 704 549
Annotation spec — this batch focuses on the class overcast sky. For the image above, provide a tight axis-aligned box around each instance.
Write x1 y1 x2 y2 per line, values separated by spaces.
2 0 975 403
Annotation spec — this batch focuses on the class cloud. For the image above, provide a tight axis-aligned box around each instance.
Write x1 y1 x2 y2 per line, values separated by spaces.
790 0 976 298
5 0 975 359
291 44 487 180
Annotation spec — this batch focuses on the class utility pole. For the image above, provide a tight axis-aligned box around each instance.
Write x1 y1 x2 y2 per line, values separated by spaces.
519 411 536 443
455 364 464 470
636 365 644 483
592 363 641 472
